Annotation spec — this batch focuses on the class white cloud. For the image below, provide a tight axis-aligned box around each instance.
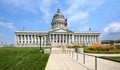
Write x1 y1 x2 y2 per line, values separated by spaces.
1 0 105 27
68 12 88 24
0 21 16 30
77 26 90 31
1 0 54 23
39 0 53 23
64 0 105 27
2 0 39 13
102 22 120 40
103 22 120 33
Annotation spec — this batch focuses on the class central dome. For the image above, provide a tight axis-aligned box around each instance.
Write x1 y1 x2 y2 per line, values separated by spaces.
51 9 67 29
52 9 65 22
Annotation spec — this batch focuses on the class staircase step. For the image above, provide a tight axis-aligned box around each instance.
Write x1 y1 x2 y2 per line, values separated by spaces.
51 48 64 54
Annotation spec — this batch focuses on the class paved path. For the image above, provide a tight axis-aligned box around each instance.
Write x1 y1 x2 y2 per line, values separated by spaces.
67 52 120 70
45 48 120 70
45 54 87 70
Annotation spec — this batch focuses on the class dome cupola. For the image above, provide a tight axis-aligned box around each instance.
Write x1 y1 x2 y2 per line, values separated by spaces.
51 9 67 29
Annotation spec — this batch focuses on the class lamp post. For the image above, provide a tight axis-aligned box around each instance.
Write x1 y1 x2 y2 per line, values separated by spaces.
38 35 43 52
49 41 51 53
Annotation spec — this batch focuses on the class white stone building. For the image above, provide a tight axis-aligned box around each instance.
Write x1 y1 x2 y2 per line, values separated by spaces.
15 9 101 47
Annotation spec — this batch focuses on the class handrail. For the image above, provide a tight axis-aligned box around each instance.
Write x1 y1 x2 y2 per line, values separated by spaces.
64 49 98 70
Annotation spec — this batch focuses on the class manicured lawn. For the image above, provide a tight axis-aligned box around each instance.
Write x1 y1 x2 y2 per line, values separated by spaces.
0 47 50 70
100 57 120 63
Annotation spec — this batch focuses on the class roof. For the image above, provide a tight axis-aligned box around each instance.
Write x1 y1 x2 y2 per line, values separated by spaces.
52 9 65 22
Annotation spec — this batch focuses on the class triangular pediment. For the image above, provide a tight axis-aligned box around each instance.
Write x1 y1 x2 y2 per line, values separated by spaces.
49 28 74 33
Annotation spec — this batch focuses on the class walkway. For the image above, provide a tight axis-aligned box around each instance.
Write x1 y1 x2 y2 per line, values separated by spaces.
45 54 87 70
72 53 120 70
45 47 87 70
45 48 120 70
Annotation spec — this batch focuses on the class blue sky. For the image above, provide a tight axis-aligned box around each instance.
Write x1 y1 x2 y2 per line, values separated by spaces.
0 0 120 44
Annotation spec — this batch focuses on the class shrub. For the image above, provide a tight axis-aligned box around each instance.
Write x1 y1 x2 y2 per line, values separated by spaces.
67 46 73 48
67 44 81 48
88 43 115 51
72 44 81 48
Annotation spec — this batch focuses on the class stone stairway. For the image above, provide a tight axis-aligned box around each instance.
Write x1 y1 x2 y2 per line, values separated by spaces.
51 47 63 54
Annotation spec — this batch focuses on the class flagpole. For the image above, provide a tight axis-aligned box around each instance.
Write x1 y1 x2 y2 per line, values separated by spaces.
65 19 69 45
64 18 68 46
67 27 68 45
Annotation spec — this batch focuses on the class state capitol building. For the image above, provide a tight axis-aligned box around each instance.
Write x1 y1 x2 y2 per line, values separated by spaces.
15 9 101 47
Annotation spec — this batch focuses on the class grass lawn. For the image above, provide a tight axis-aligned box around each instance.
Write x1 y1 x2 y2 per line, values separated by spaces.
100 57 120 63
0 47 50 70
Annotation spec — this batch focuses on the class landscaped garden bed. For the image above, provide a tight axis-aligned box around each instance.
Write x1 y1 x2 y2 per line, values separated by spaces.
67 44 120 54
84 44 120 54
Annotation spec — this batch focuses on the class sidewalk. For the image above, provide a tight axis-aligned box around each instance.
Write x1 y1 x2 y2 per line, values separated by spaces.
45 48 120 70
45 54 87 70
74 53 120 70
45 47 87 70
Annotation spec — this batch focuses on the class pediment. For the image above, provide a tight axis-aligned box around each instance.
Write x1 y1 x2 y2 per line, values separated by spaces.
49 28 74 33
54 29 67 32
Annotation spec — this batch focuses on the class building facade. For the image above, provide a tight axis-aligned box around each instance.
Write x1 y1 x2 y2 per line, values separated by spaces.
15 9 101 47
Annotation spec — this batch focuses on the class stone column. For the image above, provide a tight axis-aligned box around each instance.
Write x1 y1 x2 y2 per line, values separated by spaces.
92 35 94 43
72 34 74 43
54 34 56 43
34 35 36 46
20 35 22 45
32 35 35 45
65 34 67 43
45 35 47 46
60 34 61 43
37 35 39 46
80 35 81 44
44 35 46 46
49 34 51 42
41 35 43 46
79 35 81 44
95 35 97 43
16 35 18 45
87 35 88 45
33 35 34 46
19 35 20 45
17 35 19 46
76 35 77 43
68 34 70 43
27 35 28 46
21 35 23 46
15 35 18 46
24 35 26 46
83 35 84 45
56 34 57 43
62 34 64 43
18 35 21 45
58 34 60 43
53 34 54 43
31 35 33 45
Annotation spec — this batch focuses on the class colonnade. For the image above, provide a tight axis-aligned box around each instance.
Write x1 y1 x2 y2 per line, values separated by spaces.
15 33 100 46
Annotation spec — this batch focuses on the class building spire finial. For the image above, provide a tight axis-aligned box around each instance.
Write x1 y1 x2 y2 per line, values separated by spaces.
57 9 61 13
